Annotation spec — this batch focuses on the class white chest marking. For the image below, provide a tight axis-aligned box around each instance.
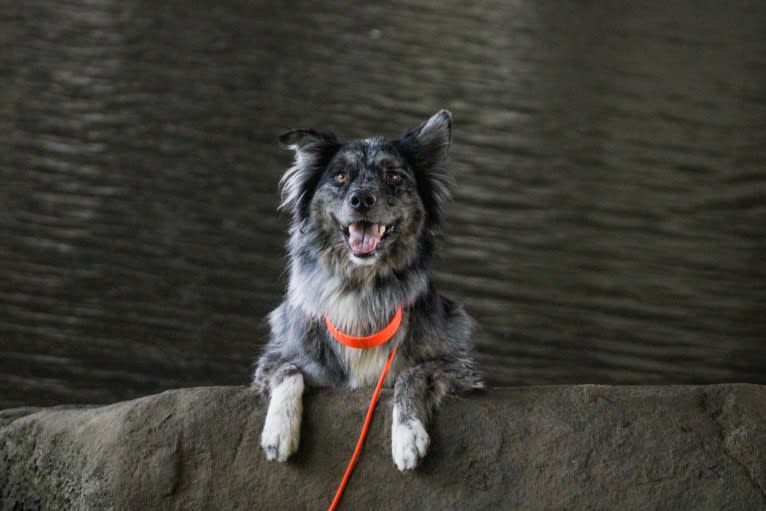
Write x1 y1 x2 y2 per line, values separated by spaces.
338 344 392 388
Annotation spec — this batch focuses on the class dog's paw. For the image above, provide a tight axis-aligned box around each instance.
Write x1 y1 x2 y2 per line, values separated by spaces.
260 374 303 462
260 411 300 462
391 418 430 471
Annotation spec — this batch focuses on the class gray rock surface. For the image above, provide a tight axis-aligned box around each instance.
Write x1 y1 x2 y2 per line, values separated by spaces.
1 385 765 510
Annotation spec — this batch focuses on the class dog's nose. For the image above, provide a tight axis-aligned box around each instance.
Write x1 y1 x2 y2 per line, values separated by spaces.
348 189 376 211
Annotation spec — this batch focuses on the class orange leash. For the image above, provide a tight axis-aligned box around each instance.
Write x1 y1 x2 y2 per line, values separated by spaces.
327 346 398 511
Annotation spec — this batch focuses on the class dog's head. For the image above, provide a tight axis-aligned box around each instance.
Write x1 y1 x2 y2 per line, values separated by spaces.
278 110 453 274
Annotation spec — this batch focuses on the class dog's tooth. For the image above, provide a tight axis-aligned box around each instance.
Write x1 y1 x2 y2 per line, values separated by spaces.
379 225 386 236
348 223 359 234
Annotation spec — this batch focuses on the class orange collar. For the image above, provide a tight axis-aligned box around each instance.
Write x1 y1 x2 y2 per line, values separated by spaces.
324 306 403 349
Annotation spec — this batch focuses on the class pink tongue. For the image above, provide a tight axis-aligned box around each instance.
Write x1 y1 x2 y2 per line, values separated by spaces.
349 223 381 255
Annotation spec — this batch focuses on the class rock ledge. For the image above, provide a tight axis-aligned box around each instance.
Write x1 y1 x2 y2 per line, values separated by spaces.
1 385 765 510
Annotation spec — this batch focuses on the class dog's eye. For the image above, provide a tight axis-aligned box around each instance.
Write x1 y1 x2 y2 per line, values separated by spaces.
383 171 401 184
334 171 348 184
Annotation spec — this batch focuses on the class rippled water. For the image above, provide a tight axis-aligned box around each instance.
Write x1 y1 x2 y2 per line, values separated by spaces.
2 0 765 408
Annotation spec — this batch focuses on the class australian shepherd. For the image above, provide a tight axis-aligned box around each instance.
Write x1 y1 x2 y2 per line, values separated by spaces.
253 110 483 471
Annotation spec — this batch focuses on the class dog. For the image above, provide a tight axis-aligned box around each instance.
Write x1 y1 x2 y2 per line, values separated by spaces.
253 110 483 471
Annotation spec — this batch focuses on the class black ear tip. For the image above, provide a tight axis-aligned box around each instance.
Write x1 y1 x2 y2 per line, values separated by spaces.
432 110 453 143
434 109 452 129
278 129 339 149
278 130 297 147
430 110 452 140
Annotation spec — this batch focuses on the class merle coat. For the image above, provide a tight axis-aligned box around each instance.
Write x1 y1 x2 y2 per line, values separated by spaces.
253 110 483 471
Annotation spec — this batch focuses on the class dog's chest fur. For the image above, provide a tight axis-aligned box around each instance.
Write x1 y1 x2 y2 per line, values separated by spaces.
288 250 418 389
322 293 405 389
334 343 394 388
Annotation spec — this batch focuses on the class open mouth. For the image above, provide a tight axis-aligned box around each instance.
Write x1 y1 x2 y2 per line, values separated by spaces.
341 220 397 258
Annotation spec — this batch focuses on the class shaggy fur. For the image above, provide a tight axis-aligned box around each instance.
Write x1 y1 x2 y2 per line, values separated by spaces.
253 110 483 471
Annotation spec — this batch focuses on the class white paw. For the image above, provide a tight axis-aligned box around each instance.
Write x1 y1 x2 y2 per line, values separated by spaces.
391 418 430 471
261 374 303 462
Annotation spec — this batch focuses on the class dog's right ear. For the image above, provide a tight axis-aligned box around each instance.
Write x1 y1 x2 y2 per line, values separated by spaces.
278 129 340 220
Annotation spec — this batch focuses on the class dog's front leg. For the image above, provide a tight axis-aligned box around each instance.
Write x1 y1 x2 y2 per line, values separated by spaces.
391 364 450 471
260 364 304 462
391 358 481 471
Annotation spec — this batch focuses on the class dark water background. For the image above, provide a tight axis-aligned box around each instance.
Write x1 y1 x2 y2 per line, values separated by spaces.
2 0 765 408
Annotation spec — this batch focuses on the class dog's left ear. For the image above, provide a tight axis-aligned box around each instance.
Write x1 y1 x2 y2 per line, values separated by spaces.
279 129 338 154
396 110 453 225
278 129 340 220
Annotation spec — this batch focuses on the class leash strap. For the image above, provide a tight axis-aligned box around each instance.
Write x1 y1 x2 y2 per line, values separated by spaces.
324 306 404 510
327 348 401 511
326 346 398 511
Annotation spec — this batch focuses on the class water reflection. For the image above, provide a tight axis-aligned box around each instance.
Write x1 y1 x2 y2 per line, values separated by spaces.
1 0 765 407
